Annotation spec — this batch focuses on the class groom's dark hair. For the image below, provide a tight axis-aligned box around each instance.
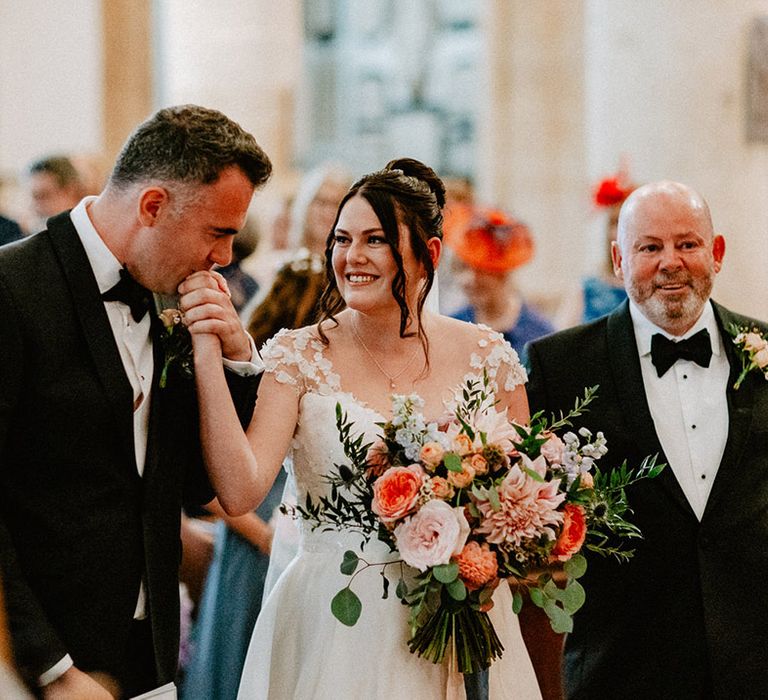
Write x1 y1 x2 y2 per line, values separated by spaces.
108 104 272 190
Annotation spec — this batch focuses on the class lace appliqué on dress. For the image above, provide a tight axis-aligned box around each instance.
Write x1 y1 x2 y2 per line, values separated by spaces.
261 327 341 397
466 324 527 393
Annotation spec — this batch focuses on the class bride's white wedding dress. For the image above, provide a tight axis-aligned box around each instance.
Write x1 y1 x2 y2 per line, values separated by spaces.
237 325 542 699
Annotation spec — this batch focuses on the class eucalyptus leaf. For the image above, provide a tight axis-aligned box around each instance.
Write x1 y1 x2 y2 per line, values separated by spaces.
546 605 573 634
433 562 459 583
446 578 467 601
395 578 408 600
562 580 586 613
512 590 523 615
529 587 545 608
563 553 587 578
331 588 362 626
340 550 360 576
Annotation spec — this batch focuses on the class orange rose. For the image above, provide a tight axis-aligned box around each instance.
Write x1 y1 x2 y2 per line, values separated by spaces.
453 434 473 456
469 453 488 475
420 442 445 470
447 460 476 489
454 541 498 591
371 464 425 523
551 504 587 562
430 476 455 500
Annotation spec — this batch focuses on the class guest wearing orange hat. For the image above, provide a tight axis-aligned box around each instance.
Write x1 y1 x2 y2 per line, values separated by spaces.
448 208 553 361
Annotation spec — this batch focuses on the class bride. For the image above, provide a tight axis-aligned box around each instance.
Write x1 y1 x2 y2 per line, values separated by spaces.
181 159 542 699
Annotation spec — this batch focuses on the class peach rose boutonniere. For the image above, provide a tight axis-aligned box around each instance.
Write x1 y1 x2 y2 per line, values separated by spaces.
729 323 768 390
157 308 193 389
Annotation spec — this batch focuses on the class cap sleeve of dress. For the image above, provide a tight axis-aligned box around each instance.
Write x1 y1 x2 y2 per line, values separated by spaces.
471 325 528 393
260 327 339 397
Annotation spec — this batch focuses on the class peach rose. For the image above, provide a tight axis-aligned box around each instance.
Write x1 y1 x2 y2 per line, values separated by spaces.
578 471 594 489
420 442 445 470
540 432 566 465
754 347 768 370
550 504 587 562
454 541 499 591
452 433 474 456
371 464 425 523
447 460 476 489
394 500 470 571
430 476 455 500
159 308 183 328
744 332 767 353
365 440 391 478
469 453 488 475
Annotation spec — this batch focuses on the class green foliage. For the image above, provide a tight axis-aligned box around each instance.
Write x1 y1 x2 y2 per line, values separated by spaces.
331 588 362 626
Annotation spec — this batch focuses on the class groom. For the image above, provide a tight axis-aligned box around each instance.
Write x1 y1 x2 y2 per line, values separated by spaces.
0 105 271 698
526 181 768 697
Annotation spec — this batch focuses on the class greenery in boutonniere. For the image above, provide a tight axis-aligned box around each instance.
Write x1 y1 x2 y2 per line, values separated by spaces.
157 309 193 389
729 323 768 390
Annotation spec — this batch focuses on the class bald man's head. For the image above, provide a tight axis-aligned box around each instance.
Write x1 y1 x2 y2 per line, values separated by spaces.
611 181 724 336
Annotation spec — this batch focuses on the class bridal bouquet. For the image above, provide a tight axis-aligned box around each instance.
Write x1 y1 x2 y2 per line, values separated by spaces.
293 375 662 674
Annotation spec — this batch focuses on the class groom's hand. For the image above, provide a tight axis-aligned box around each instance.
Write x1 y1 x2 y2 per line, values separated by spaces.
42 666 116 699
178 271 252 362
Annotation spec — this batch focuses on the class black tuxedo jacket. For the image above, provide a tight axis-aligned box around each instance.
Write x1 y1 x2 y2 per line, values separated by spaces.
0 213 258 690
526 300 768 699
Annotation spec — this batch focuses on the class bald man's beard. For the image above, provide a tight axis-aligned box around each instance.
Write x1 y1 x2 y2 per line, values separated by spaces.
627 268 715 331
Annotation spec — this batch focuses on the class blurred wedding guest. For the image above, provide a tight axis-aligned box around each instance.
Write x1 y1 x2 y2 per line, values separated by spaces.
448 207 554 362
216 217 261 314
181 252 327 700
0 214 23 247
438 175 475 315
241 164 349 320
555 170 635 329
24 155 87 234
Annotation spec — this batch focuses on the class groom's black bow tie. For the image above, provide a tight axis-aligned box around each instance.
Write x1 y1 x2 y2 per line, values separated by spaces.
102 267 154 323
650 328 712 377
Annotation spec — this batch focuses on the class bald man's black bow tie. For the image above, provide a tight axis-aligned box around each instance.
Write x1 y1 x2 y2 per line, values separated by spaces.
102 268 154 323
650 329 712 377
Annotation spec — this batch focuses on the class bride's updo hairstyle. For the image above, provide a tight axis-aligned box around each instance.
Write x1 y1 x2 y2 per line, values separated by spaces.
317 157 446 345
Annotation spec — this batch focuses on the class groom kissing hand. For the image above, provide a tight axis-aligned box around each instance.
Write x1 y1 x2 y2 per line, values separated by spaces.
0 105 271 699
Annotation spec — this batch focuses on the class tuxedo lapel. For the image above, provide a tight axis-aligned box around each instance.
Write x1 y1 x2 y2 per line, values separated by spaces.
47 213 136 469
702 303 756 517
606 302 696 518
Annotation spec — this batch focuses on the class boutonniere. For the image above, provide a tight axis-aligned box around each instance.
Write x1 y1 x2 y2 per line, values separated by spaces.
729 323 768 390
157 309 194 388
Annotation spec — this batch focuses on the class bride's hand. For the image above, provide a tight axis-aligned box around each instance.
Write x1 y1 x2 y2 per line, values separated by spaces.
178 270 251 362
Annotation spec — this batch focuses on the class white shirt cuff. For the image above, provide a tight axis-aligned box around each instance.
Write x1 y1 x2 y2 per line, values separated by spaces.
222 333 264 375
39 654 73 686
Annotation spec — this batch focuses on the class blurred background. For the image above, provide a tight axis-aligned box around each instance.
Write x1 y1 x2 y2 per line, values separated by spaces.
0 0 767 320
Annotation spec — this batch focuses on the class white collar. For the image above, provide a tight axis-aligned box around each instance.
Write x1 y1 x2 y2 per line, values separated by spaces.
629 299 721 359
69 196 123 294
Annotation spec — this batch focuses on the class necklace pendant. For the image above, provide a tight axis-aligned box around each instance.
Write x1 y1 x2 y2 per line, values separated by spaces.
389 379 396 391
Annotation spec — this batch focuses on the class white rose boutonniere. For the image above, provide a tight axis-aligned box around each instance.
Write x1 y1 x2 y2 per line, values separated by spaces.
157 308 194 388
729 323 768 390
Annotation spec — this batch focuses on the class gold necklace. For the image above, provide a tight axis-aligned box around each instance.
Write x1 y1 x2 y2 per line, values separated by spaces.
351 320 422 391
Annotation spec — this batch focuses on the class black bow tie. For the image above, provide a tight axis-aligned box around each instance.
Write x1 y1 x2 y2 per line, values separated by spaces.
102 267 154 323
650 328 712 377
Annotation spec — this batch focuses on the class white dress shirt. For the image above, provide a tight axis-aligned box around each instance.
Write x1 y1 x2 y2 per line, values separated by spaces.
629 300 730 520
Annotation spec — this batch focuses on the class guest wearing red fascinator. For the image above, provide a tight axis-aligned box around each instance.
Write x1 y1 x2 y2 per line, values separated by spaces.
448 207 554 362
556 168 637 328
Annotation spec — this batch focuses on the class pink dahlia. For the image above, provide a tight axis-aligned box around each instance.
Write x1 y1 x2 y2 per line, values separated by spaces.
475 465 565 546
